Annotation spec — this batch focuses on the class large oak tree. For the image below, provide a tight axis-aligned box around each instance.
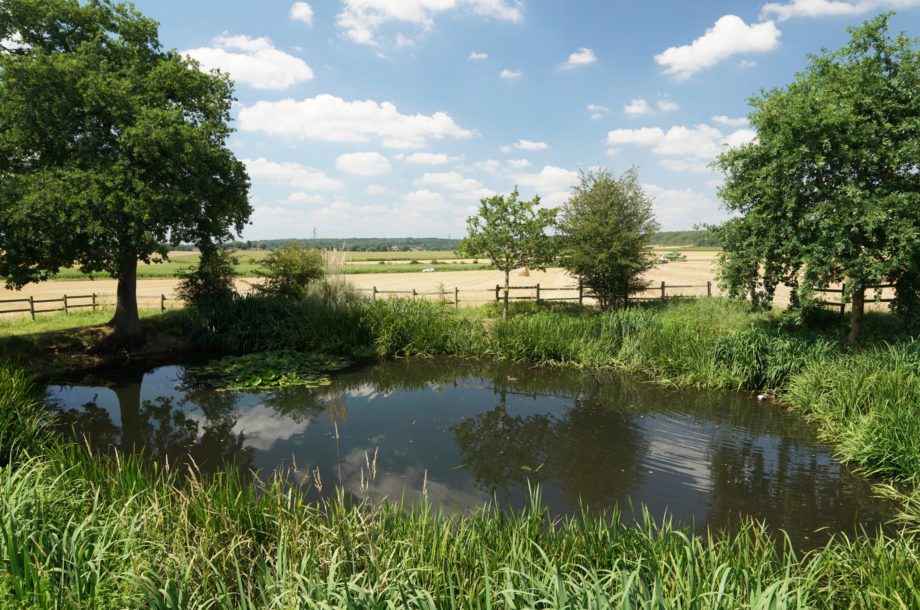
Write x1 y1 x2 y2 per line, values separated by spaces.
0 0 251 344
713 14 920 342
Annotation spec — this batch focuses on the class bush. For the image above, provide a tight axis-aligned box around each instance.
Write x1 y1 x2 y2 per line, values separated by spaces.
175 247 238 306
0 365 49 466
255 245 324 299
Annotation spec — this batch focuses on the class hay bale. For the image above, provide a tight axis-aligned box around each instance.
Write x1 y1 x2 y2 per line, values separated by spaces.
517 268 530 277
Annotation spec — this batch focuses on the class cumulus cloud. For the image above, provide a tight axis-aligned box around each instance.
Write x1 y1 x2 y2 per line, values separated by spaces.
512 139 548 151
365 184 392 195
402 189 448 206
657 99 679 112
712 115 749 127
417 171 484 192
654 15 781 80
285 192 325 204
587 103 609 120
658 159 713 173
336 0 523 48
761 0 920 21
608 123 755 159
624 98 655 117
405 152 458 165
238 94 475 149
290 2 314 25
184 34 314 90
468 51 488 60
335 151 393 175
500 68 522 79
515 165 579 194
563 47 597 68
244 158 344 191
643 183 725 230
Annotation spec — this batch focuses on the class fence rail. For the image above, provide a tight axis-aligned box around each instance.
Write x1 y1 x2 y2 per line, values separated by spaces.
815 283 896 316
0 292 175 319
356 280 716 308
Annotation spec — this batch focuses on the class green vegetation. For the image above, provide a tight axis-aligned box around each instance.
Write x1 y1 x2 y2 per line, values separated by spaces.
459 188 557 320
0 0 251 343
227 237 462 252
714 15 920 343
650 230 720 248
557 168 659 310
191 350 349 391
254 245 325 299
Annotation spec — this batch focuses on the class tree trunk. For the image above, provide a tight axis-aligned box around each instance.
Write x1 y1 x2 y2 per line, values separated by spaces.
847 286 865 345
503 268 510 321
113 370 143 454
108 258 145 346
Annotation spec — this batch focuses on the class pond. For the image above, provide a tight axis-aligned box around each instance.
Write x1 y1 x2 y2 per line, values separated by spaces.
46 357 893 547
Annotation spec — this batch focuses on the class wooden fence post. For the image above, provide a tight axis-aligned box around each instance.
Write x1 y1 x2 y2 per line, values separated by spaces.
28 296 35 321
412 288 417 301
372 286 377 301
578 279 584 306
495 284 500 302
63 294 69 314
454 287 459 310
660 281 666 300
839 282 846 318
160 294 166 312
536 283 541 303
92 293 97 311
707 281 712 297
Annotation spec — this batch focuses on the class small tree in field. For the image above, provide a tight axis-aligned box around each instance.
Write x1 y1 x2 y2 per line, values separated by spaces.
0 0 250 345
556 168 659 310
458 189 557 320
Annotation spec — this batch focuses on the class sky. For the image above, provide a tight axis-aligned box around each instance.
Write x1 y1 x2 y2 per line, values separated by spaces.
126 0 920 240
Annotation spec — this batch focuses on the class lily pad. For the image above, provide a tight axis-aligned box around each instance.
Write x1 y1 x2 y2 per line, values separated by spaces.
192 350 350 391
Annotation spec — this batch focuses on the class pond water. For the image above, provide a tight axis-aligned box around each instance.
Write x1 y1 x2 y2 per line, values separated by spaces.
46 357 892 547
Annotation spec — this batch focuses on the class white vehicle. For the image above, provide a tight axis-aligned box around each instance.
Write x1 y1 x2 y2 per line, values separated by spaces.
421 267 436 273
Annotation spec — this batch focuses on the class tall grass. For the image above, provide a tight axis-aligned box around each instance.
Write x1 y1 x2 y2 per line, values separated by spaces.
0 446 917 609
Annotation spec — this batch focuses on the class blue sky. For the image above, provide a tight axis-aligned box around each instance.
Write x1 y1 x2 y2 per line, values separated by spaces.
128 0 920 240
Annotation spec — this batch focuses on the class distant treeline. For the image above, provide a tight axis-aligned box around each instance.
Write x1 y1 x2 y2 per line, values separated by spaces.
172 232 717 252
650 231 719 247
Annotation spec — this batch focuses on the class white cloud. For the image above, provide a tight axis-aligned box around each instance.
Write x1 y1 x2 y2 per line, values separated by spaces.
654 15 781 80
563 47 597 68
285 192 325 204
499 145 512 153
712 115 748 128
335 151 393 175
587 103 609 120
739 59 759 69
468 51 488 60
239 94 475 149
417 171 484 191
500 68 522 79
365 184 392 195
244 158 344 191
336 0 523 48
606 127 665 146
659 159 713 173
184 34 314 90
513 139 548 151
290 2 314 26
761 0 920 21
515 165 578 194
624 98 655 117
507 158 531 169
405 152 457 165
657 99 679 113
643 183 724 230
402 189 448 206
721 128 757 148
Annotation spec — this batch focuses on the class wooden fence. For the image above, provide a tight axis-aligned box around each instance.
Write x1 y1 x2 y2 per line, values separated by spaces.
0 292 173 319
815 283 896 316
358 280 716 308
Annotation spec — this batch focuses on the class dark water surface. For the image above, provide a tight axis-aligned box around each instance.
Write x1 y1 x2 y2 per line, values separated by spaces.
46 358 893 547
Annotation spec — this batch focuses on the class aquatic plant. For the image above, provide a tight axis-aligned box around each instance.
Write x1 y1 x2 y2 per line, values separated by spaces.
191 350 350 391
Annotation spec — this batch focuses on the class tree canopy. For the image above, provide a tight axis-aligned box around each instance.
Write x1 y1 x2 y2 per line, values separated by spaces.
458 189 556 320
713 14 920 341
0 0 251 343
557 168 659 310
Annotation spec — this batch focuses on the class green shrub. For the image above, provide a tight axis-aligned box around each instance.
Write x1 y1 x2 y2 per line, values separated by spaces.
175 247 238 306
255 245 324 299
0 365 50 467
